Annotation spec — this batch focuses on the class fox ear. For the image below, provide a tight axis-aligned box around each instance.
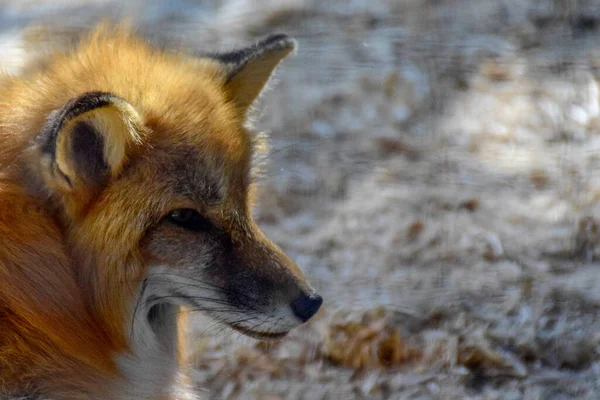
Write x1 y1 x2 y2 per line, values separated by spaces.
211 34 296 114
38 92 143 194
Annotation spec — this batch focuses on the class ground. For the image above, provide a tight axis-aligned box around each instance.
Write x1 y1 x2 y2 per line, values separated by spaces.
3 0 600 399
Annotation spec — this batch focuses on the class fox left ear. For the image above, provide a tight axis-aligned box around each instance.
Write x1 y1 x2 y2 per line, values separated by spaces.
37 92 143 196
211 34 296 114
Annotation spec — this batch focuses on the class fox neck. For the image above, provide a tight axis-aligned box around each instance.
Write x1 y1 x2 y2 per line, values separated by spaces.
115 287 194 400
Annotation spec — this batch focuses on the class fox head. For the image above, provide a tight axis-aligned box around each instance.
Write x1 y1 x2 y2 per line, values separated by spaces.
18 28 322 344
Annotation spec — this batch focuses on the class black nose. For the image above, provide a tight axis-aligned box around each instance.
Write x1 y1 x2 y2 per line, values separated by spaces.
290 293 323 322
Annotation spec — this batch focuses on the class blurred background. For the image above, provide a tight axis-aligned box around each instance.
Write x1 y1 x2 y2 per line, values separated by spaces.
3 0 600 398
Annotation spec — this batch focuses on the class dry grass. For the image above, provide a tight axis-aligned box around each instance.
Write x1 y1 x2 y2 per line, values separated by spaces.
325 309 422 370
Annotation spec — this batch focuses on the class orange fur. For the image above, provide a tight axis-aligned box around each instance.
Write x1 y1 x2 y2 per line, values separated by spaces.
0 175 117 397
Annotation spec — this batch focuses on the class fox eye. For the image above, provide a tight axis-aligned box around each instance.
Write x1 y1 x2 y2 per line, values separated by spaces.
166 209 212 232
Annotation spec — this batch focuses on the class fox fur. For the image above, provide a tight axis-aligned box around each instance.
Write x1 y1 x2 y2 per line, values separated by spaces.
0 25 320 400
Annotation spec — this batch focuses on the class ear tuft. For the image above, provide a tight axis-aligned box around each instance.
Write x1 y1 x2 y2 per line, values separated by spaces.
210 34 297 114
38 92 143 194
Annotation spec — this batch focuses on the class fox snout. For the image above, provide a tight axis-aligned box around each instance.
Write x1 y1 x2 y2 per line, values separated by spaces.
217 223 323 331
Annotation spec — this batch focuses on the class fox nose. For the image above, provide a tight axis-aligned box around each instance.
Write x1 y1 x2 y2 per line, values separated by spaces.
290 293 323 322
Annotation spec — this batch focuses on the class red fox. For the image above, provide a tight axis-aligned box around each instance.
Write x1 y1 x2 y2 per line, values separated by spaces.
0 26 322 399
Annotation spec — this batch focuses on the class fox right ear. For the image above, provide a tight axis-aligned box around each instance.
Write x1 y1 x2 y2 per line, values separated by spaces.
37 92 143 196
209 34 296 115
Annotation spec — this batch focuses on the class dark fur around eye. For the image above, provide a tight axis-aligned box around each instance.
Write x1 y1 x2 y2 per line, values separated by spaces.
166 209 213 232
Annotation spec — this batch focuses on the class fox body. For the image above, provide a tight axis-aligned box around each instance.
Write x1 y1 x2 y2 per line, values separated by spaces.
0 27 322 399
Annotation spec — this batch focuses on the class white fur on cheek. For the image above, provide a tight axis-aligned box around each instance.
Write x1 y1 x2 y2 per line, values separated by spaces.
113 272 199 400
